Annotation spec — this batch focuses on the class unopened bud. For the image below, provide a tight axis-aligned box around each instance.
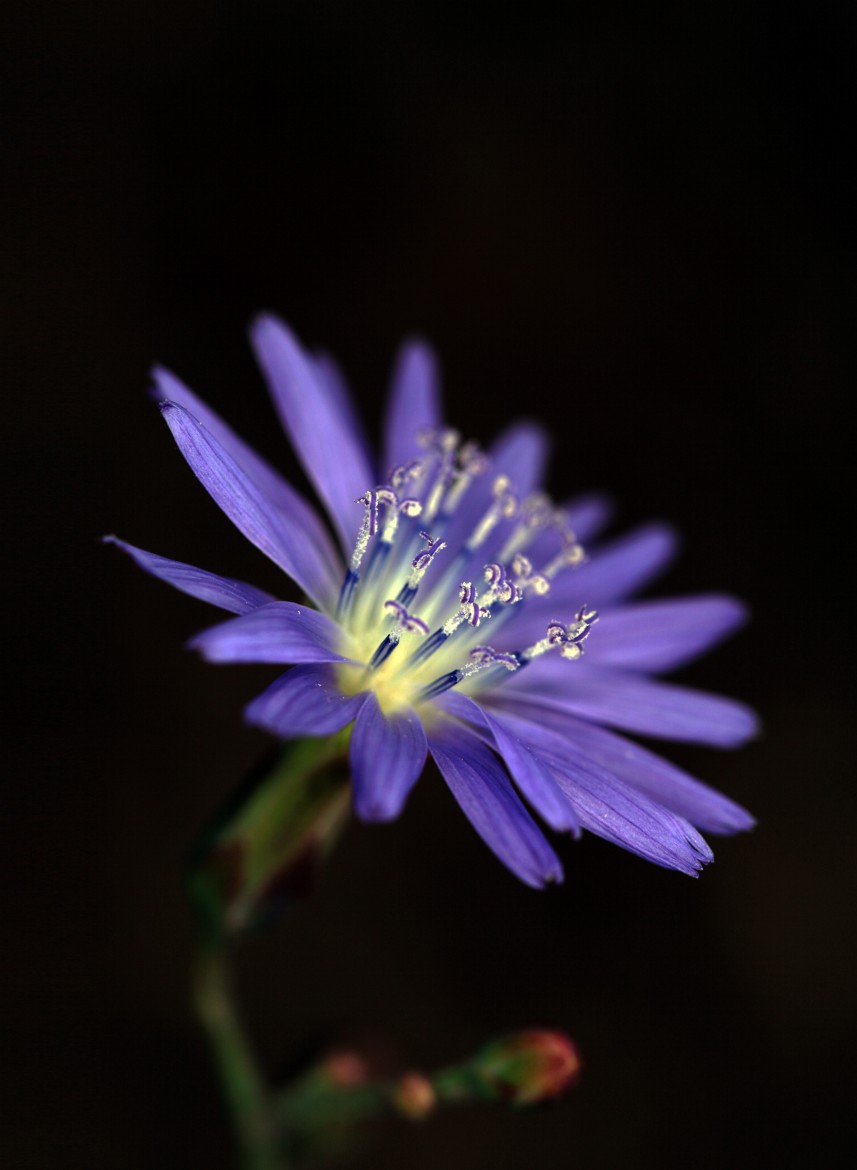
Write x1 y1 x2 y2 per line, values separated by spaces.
470 1030 581 1105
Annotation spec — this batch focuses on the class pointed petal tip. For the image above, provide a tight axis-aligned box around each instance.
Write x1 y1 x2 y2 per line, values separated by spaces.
352 799 399 824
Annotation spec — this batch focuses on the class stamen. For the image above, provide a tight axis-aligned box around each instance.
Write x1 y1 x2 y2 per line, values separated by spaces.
396 530 447 607
341 485 422 617
518 608 599 665
389 460 425 492
540 523 586 581
437 441 490 520
418 643 519 702
421 429 461 522
510 554 550 597
466 476 519 553
369 599 430 671
497 493 554 562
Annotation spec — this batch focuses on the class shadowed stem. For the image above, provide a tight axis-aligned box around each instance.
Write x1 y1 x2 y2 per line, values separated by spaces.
193 941 288 1170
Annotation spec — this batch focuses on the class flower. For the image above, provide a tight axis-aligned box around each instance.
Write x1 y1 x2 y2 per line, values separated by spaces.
108 314 757 887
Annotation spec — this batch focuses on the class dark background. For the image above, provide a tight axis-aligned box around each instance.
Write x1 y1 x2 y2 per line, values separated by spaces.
5 3 855 1167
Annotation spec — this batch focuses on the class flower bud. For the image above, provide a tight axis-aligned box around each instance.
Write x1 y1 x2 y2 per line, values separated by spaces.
467 1029 581 1106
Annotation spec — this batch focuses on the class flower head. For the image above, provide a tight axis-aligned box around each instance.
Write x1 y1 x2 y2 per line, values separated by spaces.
109 315 757 887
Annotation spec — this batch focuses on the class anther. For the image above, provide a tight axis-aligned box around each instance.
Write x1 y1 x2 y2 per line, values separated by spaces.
518 609 599 665
396 530 447 607
418 643 520 702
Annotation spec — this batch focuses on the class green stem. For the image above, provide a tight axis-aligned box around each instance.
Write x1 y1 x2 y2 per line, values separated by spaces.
193 942 288 1170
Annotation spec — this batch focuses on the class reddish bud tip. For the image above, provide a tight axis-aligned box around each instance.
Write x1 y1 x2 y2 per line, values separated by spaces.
322 1051 370 1088
475 1029 582 1105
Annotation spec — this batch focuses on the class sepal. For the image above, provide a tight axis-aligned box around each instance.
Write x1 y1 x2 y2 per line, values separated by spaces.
187 734 351 940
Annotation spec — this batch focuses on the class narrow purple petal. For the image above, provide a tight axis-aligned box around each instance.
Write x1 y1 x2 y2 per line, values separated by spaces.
188 602 353 665
561 492 616 543
435 692 580 834
583 595 748 673
152 367 341 603
383 339 443 475
245 665 367 738
104 536 276 614
490 422 550 499
310 352 375 475
509 664 759 747
550 522 679 608
160 402 341 609
428 720 563 888
491 699 754 833
250 315 375 552
477 705 713 874
349 694 427 822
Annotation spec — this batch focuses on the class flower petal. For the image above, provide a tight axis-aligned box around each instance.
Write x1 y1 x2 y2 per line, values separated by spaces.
435 693 580 834
188 602 353 665
478 705 713 874
152 367 341 604
245 664 367 738
583 595 748 673
160 402 341 609
561 492 615 543
508 664 759 747
250 315 375 552
383 339 443 474
310 352 375 475
428 720 563 888
491 699 754 833
551 522 679 608
349 694 427 822
104 536 276 614
488 422 550 499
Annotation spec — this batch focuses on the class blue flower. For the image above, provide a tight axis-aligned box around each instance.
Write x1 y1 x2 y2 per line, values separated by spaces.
109 315 757 887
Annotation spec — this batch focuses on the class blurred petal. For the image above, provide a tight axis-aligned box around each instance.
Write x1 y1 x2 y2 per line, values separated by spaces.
436 693 579 833
245 665 367 738
152 367 341 603
489 422 549 499
384 339 443 473
552 522 679 608
311 352 374 473
160 402 340 608
491 699 754 833
428 720 563 888
509 664 759 747
189 602 352 664
104 536 275 614
561 492 615 543
349 694 427 821
250 314 375 551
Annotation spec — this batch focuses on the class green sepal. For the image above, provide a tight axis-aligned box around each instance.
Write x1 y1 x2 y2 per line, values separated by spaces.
187 732 351 941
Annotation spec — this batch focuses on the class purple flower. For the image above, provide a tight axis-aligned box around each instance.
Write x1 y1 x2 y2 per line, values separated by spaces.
109 315 757 887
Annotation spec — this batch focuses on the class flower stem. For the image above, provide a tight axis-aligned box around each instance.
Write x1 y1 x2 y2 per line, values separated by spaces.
192 941 288 1170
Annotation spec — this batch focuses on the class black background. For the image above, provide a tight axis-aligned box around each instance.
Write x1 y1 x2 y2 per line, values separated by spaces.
5 3 855 1167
